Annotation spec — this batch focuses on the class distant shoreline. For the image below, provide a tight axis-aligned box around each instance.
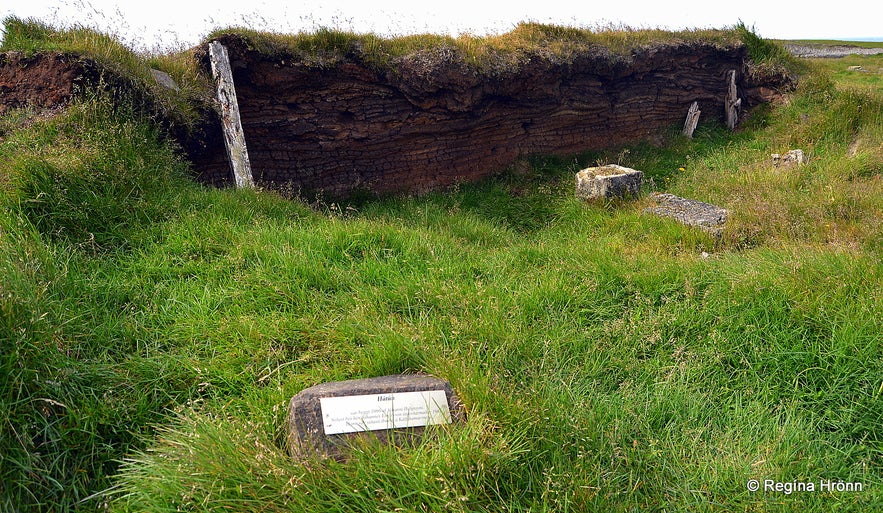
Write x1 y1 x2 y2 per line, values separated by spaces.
785 43 883 58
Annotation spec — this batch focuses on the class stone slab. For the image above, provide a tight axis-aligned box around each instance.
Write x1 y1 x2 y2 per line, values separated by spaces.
287 374 464 460
150 69 179 91
576 164 643 200
644 193 728 235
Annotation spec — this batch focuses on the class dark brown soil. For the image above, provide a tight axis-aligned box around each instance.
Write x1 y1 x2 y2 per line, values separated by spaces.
2 40 795 197
192 35 794 196
0 52 89 114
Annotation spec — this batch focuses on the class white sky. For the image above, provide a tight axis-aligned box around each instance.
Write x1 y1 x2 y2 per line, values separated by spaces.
1 0 881 52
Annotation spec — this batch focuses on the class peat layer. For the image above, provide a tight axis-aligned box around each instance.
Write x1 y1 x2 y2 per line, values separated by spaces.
1 35 794 196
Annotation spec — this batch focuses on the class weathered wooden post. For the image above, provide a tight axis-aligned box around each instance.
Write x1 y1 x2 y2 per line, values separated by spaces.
209 41 254 189
683 101 701 138
725 70 741 130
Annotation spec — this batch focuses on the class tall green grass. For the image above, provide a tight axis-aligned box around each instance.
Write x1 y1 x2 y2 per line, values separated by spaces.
1 100 191 251
1 25 881 513
0 99 202 509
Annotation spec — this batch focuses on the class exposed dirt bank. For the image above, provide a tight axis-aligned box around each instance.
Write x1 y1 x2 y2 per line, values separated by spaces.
0 52 93 112
2 38 794 197
193 35 793 196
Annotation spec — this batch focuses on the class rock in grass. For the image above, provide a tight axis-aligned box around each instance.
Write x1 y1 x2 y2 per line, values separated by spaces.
644 193 728 235
287 374 465 460
150 69 179 91
771 149 806 166
575 164 643 200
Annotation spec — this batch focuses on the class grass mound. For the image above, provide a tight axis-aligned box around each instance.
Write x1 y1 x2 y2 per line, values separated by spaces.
0 97 199 508
1 100 191 251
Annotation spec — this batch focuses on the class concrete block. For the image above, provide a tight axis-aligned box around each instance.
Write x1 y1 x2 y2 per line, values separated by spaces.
576 164 643 200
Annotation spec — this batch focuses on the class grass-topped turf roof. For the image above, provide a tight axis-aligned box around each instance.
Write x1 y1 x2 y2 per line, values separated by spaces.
204 21 802 76
206 22 738 68
1 16 804 150
3 16 802 90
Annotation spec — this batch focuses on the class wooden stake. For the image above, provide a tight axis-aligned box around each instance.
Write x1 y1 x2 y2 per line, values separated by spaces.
725 70 742 130
683 101 700 138
209 41 254 188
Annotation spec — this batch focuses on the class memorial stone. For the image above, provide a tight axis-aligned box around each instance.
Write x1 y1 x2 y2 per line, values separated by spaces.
287 374 465 460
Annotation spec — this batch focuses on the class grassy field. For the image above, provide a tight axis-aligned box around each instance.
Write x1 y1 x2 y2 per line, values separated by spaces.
812 53 883 94
1 22 882 512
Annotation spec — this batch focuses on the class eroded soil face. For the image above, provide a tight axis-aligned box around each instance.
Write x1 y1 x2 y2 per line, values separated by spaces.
195 36 792 195
2 41 795 196
0 52 87 114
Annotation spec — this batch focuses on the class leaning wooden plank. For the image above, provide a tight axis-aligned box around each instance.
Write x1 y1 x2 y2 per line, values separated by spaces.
725 70 741 130
683 101 700 138
209 41 254 188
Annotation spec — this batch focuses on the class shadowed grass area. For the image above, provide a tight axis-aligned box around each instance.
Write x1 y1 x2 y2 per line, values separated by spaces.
1 22 881 513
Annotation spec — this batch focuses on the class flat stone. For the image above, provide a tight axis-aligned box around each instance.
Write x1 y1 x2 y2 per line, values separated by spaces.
287 374 465 460
150 69 179 91
575 164 643 200
644 193 728 235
